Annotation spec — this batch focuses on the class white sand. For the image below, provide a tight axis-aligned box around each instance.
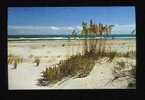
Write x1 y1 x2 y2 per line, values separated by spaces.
8 40 136 89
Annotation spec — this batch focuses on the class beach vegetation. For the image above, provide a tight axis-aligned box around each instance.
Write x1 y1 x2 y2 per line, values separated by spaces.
34 57 40 66
37 20 135 86
37 53 96 86
38 20 116 86
106 59 136 88
8 54 23 69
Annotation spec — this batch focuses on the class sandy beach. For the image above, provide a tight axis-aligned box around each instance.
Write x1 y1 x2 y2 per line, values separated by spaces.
7 6 136 90
8 39 136 89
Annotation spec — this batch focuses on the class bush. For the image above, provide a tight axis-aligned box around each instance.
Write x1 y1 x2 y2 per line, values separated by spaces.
34 58 40 66
8 54 23 67
37 54 96 86
128 81 136 88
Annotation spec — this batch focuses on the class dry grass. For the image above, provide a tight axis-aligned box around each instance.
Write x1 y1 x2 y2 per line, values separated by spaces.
37 53 96 86
37 21 135 86
8 54 23 65
37 46 135 86
8 54 23 69
33 57 40 66
109 59 136 88
37 39 136 86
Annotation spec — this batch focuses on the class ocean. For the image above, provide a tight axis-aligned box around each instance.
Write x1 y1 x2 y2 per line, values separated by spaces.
8 34 136 41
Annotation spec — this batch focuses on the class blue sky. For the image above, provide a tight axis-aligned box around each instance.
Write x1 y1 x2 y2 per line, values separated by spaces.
8 7 135 35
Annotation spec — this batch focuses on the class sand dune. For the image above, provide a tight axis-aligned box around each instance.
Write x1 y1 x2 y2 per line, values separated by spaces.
8 40 136 89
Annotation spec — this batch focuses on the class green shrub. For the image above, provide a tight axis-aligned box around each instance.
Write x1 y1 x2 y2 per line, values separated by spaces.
128 82 136 88
37 54 96 86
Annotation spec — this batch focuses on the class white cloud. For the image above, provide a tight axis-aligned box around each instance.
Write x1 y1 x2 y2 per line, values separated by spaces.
50 26 59 30
112 24 135 34
8 24 135 35
8 25 83 35
76 26 83 30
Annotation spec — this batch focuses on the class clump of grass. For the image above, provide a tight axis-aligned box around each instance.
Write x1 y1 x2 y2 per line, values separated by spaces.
106 60 136 88
33 57 40 66
116 61 125 68
8 54 23 69
102 51 116 62
102 50 136 62
37 20 135 86
114 50 136 58
112 61 126 78
127 66 136 88
62 44 65 47
37 54 96 86
128 81 136 88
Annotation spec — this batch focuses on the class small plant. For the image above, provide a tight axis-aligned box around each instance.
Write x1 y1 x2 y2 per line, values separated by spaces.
128 81 136 88
37 54 96 86
8 54 23 69
124 52 130 57
117 61 125 68
107 60 136 88
104 51 116 62
34 57 40 66
62 44 65 47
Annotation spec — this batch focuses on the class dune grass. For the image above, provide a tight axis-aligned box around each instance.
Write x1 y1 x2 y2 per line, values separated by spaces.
37 45 135 86
37 25 135 86
8 54 23 65
8 54 23 69
37 53 96 86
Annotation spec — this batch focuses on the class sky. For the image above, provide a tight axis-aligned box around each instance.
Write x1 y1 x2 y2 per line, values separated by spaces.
8 7 136 35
